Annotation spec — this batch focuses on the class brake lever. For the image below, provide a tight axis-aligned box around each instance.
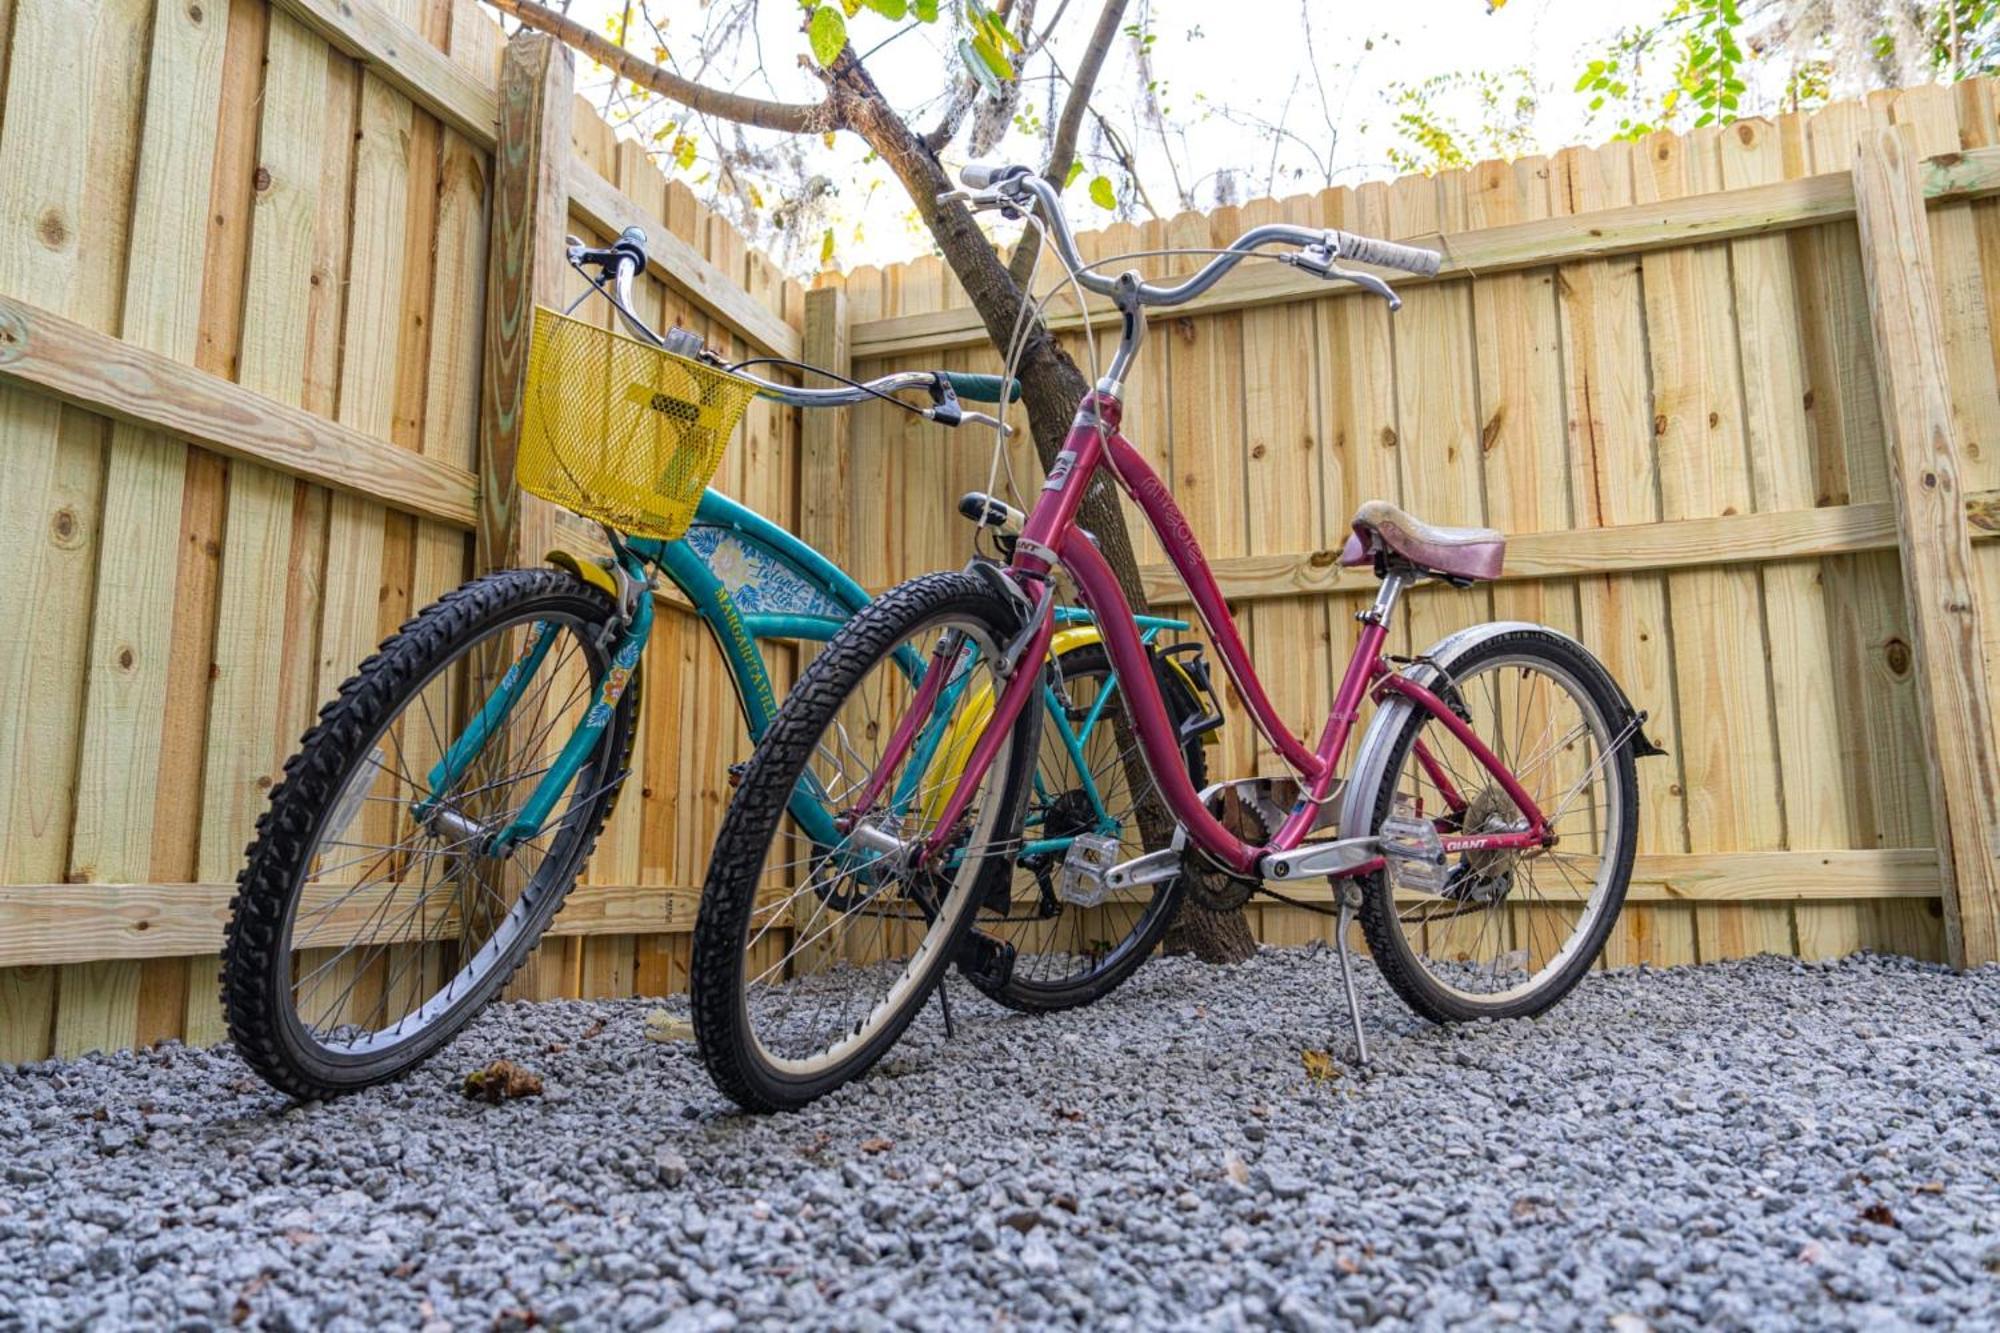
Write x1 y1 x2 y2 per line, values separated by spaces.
1282 247 1402 311
960 411 1015 437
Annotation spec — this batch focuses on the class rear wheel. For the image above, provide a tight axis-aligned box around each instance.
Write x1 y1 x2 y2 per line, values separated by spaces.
966 642 1207 1012
690 571 1040 1112
1357 629 1637 1023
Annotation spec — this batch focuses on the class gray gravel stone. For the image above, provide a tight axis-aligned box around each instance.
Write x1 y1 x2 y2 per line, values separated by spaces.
1 948 1997 1330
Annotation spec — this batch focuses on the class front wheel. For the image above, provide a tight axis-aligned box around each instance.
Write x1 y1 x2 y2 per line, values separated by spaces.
221 568 639 1099
1356 628 1639 1023
690 571 1040 1112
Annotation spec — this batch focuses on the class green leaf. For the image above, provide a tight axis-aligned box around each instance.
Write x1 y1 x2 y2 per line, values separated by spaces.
959 38 1001 95
1088 174 1116 210
809 5 846 67
987 12 1023 52
1064 159 1085 189
820 227 836 267
859 0 906 16
913 0 939 18
672 133 698 171
971 31 1012 81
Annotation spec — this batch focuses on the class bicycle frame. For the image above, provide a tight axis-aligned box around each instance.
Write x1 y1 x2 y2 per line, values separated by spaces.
896 390 1551 882
421 484 1194 858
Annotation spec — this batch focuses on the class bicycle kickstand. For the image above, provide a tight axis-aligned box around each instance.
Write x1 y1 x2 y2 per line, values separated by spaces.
1333 880 1370 1068
934 976 957 1041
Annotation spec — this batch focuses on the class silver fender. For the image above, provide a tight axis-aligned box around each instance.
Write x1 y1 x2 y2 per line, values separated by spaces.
1336 621 1659 843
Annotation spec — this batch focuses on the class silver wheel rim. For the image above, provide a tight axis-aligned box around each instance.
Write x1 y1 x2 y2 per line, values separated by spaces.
1381 652 1623 1006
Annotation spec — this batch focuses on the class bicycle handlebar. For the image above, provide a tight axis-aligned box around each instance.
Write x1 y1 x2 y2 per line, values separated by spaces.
954 165 1443 305
572 235 1017 424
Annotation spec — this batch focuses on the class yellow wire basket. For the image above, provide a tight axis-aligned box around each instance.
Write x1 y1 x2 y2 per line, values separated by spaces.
518 307 759 542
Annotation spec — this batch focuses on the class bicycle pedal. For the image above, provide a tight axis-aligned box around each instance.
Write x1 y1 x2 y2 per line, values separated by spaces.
1378 806 1450 894
1057 833 1121 907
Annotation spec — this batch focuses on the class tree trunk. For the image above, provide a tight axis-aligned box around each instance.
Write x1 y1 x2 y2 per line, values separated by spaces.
837 59 1256 965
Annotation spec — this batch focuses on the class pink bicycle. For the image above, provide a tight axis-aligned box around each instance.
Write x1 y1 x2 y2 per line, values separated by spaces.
692 165 1662 1111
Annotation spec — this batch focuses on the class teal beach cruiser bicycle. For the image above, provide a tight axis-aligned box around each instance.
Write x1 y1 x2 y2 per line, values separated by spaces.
220 229 1217 1100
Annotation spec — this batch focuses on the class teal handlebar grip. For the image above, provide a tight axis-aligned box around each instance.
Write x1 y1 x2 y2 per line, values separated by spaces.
942 372 1022 404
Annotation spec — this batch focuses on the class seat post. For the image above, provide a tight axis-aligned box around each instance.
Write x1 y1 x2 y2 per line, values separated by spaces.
1360 568 1414 627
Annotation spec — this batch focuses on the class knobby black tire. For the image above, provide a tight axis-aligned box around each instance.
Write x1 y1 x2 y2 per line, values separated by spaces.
970 642 1208 1014
1357 628 1639 1024
221 567 639 1101
690 571 1041 1113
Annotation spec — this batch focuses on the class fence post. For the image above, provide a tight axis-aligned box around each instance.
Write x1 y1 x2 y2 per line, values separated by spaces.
799 286 851 569
1853 125 2000 968
477 30 573 575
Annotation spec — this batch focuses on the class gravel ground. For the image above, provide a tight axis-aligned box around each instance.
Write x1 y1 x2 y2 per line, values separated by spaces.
2 947 1998 1331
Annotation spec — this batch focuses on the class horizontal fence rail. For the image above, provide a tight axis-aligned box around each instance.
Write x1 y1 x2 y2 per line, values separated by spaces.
849 144 2000 357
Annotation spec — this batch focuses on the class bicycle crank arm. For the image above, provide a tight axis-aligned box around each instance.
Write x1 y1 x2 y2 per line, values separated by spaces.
1260 836 1378 881
1102 848 1181 892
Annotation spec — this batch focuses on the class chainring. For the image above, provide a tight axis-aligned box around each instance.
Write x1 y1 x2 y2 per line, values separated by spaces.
1183 786 1279 913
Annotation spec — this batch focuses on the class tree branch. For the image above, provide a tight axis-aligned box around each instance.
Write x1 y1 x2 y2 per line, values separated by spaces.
485 0 841 134
1008 0 1128 288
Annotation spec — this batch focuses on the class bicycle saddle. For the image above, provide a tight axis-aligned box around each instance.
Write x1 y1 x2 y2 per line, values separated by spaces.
1338 500 1505 583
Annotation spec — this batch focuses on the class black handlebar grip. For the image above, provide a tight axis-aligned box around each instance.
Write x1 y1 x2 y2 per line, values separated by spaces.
612 226 649 272
942 372 1022 404
1333 230 1442 277
961 163 1030 190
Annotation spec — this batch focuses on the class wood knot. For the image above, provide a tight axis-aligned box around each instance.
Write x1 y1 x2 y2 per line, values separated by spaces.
1480 409 1504 454
1378 426 1398 449
36 208 69 250
187 2 203 22
1922 470 1939 489
1884 636 1911 676
1653 414 1668 437
1707 411 1720 428
253 166 273 193
116 646 135 672
50 506 80 547
1249 443 1266 460
1306 549 1339 569
1736 123 1757 145
256 775 273 791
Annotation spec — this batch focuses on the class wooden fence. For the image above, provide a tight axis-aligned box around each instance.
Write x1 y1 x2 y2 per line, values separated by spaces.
3 0 1998 1062
0 0 805 1062
825 82 2000 976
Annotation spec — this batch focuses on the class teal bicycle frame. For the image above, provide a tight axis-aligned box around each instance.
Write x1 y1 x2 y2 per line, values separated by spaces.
417 486 1187 862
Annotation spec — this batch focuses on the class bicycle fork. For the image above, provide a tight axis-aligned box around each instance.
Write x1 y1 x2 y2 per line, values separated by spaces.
415 553 654 857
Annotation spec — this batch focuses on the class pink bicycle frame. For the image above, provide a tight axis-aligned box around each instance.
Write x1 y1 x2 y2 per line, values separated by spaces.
909 390 1547 878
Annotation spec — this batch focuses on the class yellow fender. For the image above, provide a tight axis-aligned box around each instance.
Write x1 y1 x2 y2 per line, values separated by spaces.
545 548 620 600
917 624 1211 825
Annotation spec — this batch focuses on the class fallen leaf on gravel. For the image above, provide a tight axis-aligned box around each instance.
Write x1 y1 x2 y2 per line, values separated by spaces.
1225 1152 1250 1185
644 1010 694 1043
1002 1209 1042 1234
580 1018 606 1041
1916 1181 1944 1194
460 1060 544 1104
1860 1203 1899 1228
1336 1256 1360 1275
1051 1106 1085 1122
1301 1049 1338 1082
859 1136 893 1154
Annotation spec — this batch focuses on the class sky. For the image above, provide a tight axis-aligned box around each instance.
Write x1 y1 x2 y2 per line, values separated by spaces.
557 0 1687 271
